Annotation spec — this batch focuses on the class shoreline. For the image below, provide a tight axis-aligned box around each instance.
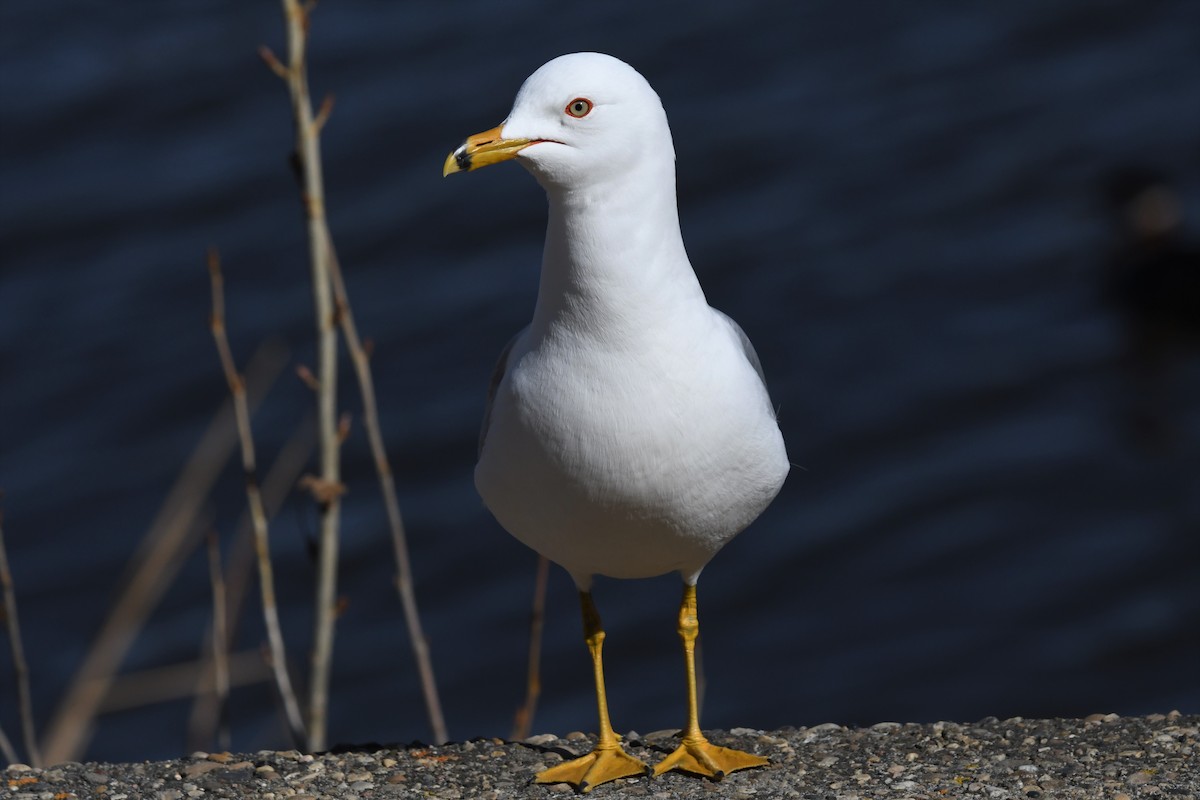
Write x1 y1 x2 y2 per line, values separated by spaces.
5 713 1195 798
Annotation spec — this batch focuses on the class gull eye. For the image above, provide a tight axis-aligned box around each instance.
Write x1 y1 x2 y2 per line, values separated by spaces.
565 98 593 118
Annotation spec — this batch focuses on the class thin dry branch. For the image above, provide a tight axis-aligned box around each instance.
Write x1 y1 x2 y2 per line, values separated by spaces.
208 249 308 750
269 0 343 751
266 0 445 747
313 94 335 134
0 501 40 767
326 244 447 744
40 341 287 764
258 45 288 80
511 554 551 741
204 532 231 750
296 364 320 392
99 650 272 714
188 417 316 750
0 725 18 766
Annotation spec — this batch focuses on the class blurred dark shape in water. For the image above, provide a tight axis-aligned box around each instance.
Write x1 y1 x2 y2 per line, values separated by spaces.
1102 165 1200 450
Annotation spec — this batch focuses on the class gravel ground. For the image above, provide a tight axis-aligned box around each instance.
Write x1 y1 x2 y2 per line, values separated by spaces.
5 713 1196 799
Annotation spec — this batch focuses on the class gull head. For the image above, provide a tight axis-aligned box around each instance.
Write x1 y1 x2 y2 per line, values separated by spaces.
443 52 675 190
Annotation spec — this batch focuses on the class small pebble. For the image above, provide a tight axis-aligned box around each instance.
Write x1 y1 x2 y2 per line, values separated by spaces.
181 763 222 778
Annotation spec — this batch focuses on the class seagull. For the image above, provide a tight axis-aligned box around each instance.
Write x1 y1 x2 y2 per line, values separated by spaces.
444 52 789 792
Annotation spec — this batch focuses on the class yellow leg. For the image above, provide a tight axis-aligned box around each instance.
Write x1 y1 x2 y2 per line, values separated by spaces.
653 583 769 780
535 591 649 792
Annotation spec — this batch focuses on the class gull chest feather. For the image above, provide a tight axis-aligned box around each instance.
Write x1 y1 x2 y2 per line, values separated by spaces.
475 312 786 581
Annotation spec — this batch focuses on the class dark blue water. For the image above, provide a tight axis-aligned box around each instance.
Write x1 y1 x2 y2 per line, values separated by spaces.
2 0 1198 764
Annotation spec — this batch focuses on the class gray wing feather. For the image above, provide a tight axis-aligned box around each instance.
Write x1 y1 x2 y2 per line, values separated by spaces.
478 327 525 459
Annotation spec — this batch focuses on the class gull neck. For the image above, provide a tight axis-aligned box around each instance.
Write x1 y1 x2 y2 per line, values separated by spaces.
529 168 705 341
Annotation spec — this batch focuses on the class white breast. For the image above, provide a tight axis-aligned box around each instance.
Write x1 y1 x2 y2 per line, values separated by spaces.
475 307 788 585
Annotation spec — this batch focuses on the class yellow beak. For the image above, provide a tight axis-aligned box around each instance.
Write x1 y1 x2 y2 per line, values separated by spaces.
442 125 533 176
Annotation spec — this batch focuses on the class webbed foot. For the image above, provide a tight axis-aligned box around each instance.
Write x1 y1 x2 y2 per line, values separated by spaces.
652 735 768 780
536 743 649 793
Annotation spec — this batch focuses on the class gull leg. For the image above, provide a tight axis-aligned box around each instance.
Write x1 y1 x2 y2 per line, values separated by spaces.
535 590 649 792
653 583 768 780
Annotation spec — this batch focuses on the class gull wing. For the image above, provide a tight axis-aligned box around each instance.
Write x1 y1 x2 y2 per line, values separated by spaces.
478 327 526 459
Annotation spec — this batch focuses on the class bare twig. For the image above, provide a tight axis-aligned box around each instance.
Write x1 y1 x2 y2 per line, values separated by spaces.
204 532 231 750
511 555 550 741
208 249 307 749
258 45 288 79
295 364 320 392
313 94 335 134
268 0 343 751
297 474 347 505
99 650 272 713
0 501 40 767
326 245 448 744
0 724 18 766
40 342 286 764
188 417 316 750
266 0 445 747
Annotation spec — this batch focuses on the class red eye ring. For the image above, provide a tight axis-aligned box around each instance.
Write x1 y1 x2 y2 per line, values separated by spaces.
565 98 593 118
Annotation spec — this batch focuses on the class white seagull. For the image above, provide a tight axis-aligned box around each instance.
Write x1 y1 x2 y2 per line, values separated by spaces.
444 52 789 792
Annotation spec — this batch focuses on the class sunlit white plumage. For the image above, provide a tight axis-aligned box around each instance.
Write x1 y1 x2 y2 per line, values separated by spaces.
468 53 789 588
445 52 786 791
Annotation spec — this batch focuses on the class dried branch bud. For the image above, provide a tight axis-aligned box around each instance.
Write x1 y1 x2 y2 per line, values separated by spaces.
301 190 324 219
362 338 375 359
296 364 320 392
258 45 288 80
298 475 347 505
337 412 352 444
313 93 335 135
335 596 350 619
